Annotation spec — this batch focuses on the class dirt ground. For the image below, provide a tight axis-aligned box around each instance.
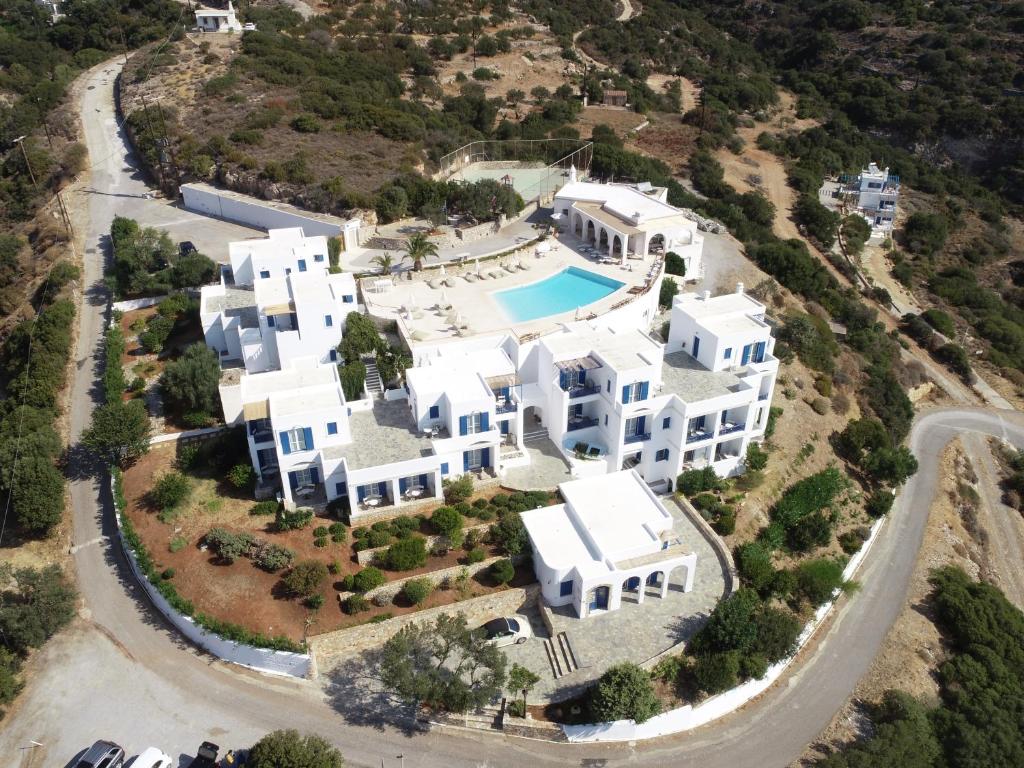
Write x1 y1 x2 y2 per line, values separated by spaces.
797 440 991 764
574 105 647 140
625 111 699 175
121 444 533 641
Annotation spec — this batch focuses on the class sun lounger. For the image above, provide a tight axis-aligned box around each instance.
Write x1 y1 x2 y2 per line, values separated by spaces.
464 274 478 283
428 279 442 289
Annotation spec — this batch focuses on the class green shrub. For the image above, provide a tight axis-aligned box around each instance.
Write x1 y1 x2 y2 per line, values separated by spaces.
367 530 392 549
328 560 341 575
838 527 870 555
252 542 295 572
694 651 740 694
343 594 370 614
794 558 846 606
305 594 325 610
352 566 386 593
490 558 515 585
745 443 769 471
401 577 434 606
169 535 188 553
328 522 346 538
282 560 328 598
176 442 200 470
274 508 313 532
465 547 486 564
383 537 427 571
227 463 255 489
443 474 473 504
489 511 528 555
290 114 321 133
665 251 686 276
735 541 776 594
590 663 661 724
250 500 280 516
150 471 191 511
161 567 175 580
313 525 329 537
205 528 255 563
677 467 723 496
713 509 736 535
922 308 956 337
314 537 328 548
865 490 894 518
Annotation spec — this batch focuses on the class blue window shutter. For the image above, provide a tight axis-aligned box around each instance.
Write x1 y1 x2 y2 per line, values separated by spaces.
260 270 270 279
692 336 700 357
298 259 307 272
357 485 366 502
343 295 354 303
399 477 408 493
459 415 468 436
441 462 449 475
637 416 646 435
639 381 649 401
310 467 320 484
429 405 439 419
559 370 568 390
336 482 347 496
663 416 671 429
329 349 338 362
419 473 428 487
578 369 586 384
622 385 630 404
463 452 470 471
288 471 298 490
754 341 765 363
280 432 291 454
325 315 333 327
501 386 510 399
314 254 324 262
481 412 489 431
482 448 490 467
267 315 275 327
327 422 337 435
500 421 509 435
303 427 313 450
724 347 732 360
742 344 752 365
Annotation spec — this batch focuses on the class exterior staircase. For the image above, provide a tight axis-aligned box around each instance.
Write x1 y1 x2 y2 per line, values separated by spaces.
542 631 580 679
523 427 548 444
362 355 383 397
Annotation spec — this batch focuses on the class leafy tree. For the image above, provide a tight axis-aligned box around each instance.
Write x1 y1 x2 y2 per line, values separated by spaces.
431 506 463 538
507 662 540 711
282 560 328 598
664 251 686 277
794 558 846 606
379 613 507 712
160 344 220 418
352 566 386 593
794 194 839 247
11 455 65 535
659 276 678 309
150 471 191 511
489 511 528 556
903 212 949 256
170 252 217 288
248 729 344 768
0 648 23 714
0 564 76 654
401 577 434 606
205 528 256 563
490 558 515 585
370 252 394 275
841 215 871 255
590 663 661 724
81 399 151 466
745 442 769 471
338 360 366 401
382 536 427 571
694 651 740 694
677 467 723 496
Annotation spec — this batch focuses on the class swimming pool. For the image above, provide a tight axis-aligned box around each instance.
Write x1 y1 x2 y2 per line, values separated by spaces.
493 267 625 323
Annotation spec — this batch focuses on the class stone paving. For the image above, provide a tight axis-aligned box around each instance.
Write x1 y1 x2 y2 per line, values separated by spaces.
503 437 573 491
502 495 728 703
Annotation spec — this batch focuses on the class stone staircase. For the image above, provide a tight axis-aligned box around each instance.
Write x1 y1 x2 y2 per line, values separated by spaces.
543 631 580 679
523 427 548 444
362 355 383 397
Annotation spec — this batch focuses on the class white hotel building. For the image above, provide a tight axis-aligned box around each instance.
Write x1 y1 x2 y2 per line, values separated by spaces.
201 212 776 520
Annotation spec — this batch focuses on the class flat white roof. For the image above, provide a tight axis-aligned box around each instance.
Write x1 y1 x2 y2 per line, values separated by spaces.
406 366 491 402
239 360 339 403
556 181 683 224
428 346 515 379
252 270 355 311
230 228 329 265
520 503 601 576
542 322 661 371
673 291 766 322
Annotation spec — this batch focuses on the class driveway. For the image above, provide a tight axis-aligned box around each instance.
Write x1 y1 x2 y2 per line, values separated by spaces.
6 55 1024 768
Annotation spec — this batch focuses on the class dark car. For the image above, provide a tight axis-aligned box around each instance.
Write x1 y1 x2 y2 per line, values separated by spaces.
73 741 125 768
179 241 197 257
190 742 220 768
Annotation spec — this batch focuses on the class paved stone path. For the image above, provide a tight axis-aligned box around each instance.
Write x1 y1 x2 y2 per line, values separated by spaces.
503 438 573 491
503 495 728 703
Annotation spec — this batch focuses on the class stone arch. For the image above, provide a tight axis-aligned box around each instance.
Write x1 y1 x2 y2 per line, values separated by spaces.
612 234 624 256
645 570 665 597
666 562 693 594
585 219 597 243
621 575 642 605
598 228 609 250
586 584 612 613
648 233 666 254
573 213 584 237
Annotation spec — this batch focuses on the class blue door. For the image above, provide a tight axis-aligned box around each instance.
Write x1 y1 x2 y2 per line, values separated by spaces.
589 586 610 612
692 336 700 357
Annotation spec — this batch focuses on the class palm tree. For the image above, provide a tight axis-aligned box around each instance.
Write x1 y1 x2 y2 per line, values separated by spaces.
402 233 439 272
370 252 394 275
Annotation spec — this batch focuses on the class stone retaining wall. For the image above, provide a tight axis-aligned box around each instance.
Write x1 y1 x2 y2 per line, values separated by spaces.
310 584 539 668
345 554 506 604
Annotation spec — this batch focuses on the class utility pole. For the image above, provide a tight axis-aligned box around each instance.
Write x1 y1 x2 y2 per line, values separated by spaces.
12 136 38 187
34 98 54 148
118 23 129 65
154 99 181 196
137 93 165 190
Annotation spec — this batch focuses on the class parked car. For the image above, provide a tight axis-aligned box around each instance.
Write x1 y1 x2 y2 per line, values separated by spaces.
132 747 172 768
190 742 219 768
73 741 125 768
178 240 197 257
480 616 532 647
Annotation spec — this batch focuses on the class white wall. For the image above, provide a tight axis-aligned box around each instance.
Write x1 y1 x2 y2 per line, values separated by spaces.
182 184 346 239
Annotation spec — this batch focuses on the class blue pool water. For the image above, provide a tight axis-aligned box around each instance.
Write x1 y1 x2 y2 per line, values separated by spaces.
493 267 625 323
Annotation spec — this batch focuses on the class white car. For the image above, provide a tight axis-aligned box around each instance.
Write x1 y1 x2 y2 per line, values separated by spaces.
132 748 172 768
481 616 532 647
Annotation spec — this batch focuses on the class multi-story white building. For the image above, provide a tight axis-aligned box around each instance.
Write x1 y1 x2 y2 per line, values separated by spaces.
200 233 357 373
195 1 243 32
553 174 704 277
228 228 331 286
852 162 899 232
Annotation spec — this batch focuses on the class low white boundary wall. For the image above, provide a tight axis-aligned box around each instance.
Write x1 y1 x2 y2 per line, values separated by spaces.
110 476 312 678
563 515 886 742
112 296 166 312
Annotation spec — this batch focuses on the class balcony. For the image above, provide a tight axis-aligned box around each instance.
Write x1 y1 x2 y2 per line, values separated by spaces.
718 422 745 436
251 429 274 444
496 399 518 415
686 430 712 444
624 432 651 445
565 381 600 399
567 416 599 432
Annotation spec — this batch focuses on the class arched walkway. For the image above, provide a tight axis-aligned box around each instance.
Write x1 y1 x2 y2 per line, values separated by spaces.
598 228 609 251
612 234 623 256
585 219 596 243
648 233 666 255
573 213 584 237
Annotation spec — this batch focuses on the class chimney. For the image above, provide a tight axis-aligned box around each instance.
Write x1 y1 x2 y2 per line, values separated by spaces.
702 290 711 301
568 165 577 184
736 282 744 295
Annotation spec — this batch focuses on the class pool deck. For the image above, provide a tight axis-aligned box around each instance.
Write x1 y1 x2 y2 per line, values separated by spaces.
360 233 662 345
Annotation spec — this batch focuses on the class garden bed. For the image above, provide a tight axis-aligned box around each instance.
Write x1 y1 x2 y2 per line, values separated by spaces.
122 439 550 641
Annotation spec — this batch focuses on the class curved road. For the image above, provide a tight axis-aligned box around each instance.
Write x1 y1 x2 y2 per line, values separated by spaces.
3 59 1023 768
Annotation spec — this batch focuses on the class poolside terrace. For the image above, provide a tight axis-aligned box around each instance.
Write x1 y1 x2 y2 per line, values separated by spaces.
360 231 667 346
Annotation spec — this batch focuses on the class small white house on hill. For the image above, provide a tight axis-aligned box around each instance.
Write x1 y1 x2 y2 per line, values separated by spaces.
195 1 242 32
521 470 697 618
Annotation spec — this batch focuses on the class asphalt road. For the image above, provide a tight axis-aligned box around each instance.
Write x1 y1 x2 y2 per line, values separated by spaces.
3 57 1023 768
